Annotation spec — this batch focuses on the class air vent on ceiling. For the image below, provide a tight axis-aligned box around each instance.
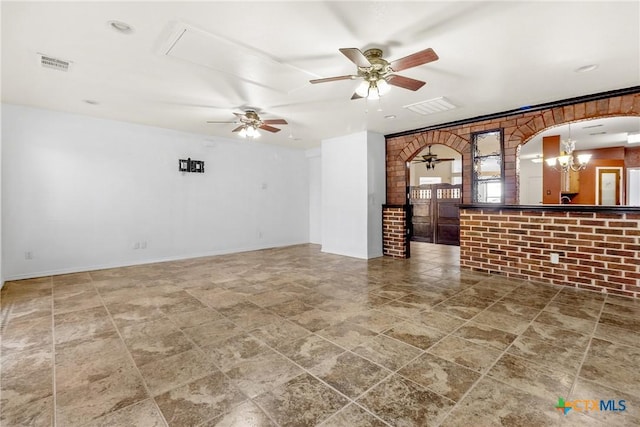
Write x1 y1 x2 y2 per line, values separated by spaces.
404 97 457 115
39 54 71 72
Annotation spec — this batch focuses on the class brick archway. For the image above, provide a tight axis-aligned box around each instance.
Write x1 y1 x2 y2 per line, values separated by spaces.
384 90 640 258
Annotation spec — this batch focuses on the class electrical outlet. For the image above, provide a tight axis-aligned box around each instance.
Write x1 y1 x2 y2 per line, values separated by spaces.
133 242 140 250
24 251 33 260
550 253 560 264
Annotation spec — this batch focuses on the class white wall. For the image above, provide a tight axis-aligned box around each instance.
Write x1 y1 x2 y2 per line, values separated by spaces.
519 159 543 204
306 148 321 244
366 132 385 258
2 104 310 280
321 131 384 259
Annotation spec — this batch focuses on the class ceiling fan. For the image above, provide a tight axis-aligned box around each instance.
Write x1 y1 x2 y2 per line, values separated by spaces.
207 110 287 138
412 146 455 170
310 47 439 100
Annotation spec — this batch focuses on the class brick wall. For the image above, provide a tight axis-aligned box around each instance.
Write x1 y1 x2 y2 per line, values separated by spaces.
386 92 640 206
383 206 406 258
384 90 640 260
460 208 640 298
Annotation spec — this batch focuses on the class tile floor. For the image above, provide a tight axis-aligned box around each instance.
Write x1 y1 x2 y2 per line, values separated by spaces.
1 243 639 426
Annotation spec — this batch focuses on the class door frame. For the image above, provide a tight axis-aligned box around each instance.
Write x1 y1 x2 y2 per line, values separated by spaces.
595 166 623 205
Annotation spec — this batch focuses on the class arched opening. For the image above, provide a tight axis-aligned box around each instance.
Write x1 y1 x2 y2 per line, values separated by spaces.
518 116 640 205
408 144 463 247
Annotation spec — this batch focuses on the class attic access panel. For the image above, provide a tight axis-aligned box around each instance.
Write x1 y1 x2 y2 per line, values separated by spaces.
160 22 311 94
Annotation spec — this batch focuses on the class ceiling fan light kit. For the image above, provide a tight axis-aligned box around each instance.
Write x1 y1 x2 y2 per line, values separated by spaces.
208 109 287 139
311 47 439 101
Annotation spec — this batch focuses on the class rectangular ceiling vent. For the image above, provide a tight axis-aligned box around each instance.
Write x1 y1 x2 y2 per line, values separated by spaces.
404 97 457 115
39 54 71 72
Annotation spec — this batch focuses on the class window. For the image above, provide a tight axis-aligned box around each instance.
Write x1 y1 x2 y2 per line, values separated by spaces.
472 129 504 203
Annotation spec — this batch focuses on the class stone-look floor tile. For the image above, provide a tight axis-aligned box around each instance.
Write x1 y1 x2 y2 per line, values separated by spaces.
155 371 245 427
225 304 282 330
374 284 414 300
543 300 601 320
181 318 243 348
56 364 148 426
376 300 424 320
277 334 346 369
91 277 142 293
249 319 310 348
310 352 391 399
248 289 294 307
52 272 93 287
53 286 102 314
320 404 387 427
345 310 401 333
54 306 115 347
196 289 247 310
428 335 501 373
580 338 640 398
571 377 640 427
159 293 207 315
267 299 315 317
412 310 465 333
108 303 167 329
398 353 481 402
456 286 507 301
487 353 573 400
358 374 455 427
82 399 166 427
383 321 446 350
500 291 556 310
224 349 303 398
55 335 134 391
599 310 640 332
432 294 494 320
594 322 640 349
352 334 422 371
1 316 52 356
534 310 597 335
165 307 223 329
289 308 345 332
453 322 517 351
316 321 378 349
0 395 53 427
255 373 349 427
603 301 640 318
138 349 218 396
605 294 640 309
202 333 269 371
1 347 53 413
396 291 448 309
522 321 591 350
440 377 565 427
553 288 606 309
203 400 275 426
2 295 51 324
507 335 584 374
121 318 194 366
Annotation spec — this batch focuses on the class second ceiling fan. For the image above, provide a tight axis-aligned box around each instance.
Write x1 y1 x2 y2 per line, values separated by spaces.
310 47 439 100
207 110 287 138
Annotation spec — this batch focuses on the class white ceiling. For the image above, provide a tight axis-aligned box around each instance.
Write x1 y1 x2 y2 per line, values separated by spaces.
2 1 639 149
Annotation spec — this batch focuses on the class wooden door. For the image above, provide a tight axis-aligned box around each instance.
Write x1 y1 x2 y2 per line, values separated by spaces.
409 184 461 245
598 168 622 205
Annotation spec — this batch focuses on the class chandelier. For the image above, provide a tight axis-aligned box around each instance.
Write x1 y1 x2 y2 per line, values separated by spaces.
545 124 591 171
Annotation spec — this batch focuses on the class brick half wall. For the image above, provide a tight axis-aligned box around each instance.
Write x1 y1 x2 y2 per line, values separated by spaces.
460 207 640 298
383 205 407 258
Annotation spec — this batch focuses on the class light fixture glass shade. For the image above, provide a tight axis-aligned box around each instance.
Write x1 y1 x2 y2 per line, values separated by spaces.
253 128 260 138
377 79 390 96
557 155 571 167
577 153 592 165
367 86 380 100
545 157 557 167
239 127 247 138
356 80 370 97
